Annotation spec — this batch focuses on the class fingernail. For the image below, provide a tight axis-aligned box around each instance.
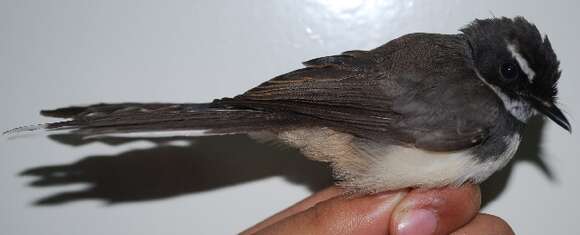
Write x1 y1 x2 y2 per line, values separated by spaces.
396 209 437 235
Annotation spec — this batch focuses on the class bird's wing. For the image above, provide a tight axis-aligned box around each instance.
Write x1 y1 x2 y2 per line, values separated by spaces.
214 50 397 133
213 43 498 151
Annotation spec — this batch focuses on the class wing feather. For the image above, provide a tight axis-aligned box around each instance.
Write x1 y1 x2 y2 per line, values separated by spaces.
214 34 498 151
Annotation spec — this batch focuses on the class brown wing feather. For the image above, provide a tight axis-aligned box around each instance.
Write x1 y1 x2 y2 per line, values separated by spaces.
214 34 496 151
213 50 401 135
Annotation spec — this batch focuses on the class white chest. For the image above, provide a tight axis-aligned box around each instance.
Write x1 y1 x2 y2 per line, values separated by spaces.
354 134 521 192
277 128 521 193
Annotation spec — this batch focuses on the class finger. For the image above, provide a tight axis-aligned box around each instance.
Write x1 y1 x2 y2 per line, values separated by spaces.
390 184 481 235
251 189 408 235
242 187 345 234
451 213 514 235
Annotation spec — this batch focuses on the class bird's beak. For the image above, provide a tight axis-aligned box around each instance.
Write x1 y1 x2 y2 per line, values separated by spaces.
529 96 571 132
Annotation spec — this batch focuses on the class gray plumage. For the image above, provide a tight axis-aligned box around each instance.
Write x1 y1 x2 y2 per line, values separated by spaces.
5 17 569 193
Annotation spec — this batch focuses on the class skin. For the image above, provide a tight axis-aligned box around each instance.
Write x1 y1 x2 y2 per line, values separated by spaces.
241 184 514 235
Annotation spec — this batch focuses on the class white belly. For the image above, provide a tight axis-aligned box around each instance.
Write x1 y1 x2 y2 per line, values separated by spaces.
276 128 521 193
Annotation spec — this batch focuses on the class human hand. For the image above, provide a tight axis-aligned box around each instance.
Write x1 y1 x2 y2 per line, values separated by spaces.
242 184 513 235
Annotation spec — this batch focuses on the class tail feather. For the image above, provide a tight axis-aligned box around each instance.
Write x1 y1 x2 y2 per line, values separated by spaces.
5 102 299 138
3 123 49 135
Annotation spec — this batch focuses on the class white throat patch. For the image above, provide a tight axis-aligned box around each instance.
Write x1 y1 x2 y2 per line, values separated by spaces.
507 43 536 82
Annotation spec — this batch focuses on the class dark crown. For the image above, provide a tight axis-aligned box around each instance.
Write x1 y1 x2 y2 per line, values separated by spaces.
460 16 561 103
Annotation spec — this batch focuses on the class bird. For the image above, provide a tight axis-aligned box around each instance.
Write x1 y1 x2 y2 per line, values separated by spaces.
4 16 570 193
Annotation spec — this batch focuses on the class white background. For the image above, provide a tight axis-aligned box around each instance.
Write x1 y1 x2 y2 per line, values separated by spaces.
1 1 579 234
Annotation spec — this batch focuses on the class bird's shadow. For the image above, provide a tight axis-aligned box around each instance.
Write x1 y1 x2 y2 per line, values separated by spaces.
19 117 551 207
20 135 333 205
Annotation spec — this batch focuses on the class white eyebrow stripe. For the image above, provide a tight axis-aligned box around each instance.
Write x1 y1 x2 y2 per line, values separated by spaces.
507 43 536 82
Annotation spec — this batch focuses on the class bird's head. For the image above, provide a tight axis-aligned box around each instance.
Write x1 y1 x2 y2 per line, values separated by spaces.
461 16 570 132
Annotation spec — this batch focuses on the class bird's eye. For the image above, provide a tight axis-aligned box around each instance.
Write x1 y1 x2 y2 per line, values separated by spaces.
499 62 520 81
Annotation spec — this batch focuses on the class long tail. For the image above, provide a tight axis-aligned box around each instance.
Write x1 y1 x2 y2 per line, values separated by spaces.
4 102 297 138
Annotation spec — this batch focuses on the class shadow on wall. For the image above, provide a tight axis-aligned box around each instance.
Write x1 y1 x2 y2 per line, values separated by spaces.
19 116 551 207
20 135 333 205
